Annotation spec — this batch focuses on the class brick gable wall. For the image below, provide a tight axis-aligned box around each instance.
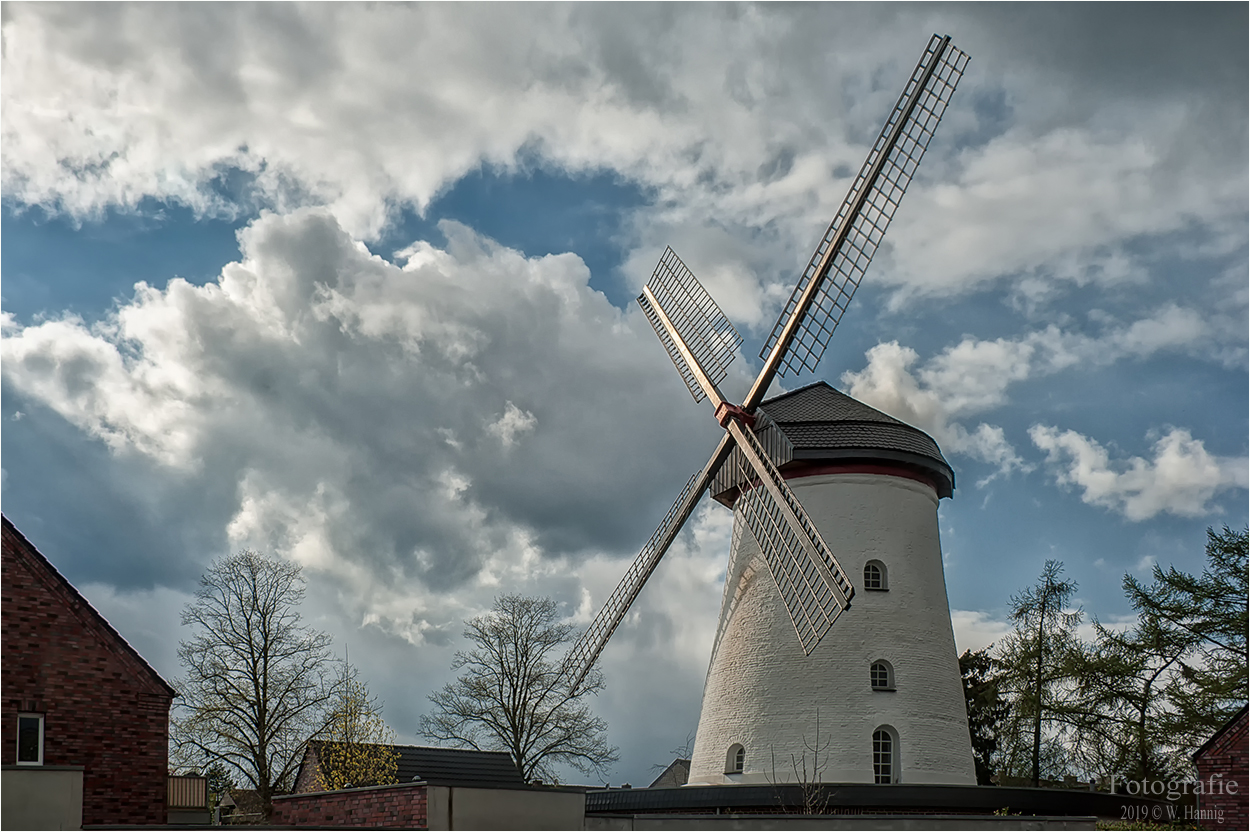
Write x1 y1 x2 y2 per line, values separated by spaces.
2 518 175 826
1193 708 1249 831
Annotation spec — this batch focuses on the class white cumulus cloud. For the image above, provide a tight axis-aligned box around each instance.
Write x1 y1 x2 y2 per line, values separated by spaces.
1 208 744 648
1030 425 1248 521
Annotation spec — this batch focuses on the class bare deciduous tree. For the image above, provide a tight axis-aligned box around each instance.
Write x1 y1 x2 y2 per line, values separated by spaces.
768 708 832 815
419 594 618 782
171 550 335 820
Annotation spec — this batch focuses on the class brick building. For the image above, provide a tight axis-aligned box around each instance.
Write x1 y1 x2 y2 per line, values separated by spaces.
1192 705 1249 830
1 515 177 826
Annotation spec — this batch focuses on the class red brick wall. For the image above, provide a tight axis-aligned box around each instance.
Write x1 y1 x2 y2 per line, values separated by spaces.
1 519 174 826
273 782 429 828
1194 709 1249 831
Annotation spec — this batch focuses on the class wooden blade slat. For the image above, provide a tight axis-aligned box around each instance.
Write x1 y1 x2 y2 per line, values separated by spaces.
752 35 969 400
639 247 743 404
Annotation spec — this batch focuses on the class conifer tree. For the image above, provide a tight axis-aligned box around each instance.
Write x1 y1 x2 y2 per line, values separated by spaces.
960 647 1010 785
1124 526 1248 748
995 560 1083 785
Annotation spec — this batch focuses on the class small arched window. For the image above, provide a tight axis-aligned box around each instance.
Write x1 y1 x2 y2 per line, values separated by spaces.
863 560 888 591
870 660 894 691
725 743 745 774
873 727 897 784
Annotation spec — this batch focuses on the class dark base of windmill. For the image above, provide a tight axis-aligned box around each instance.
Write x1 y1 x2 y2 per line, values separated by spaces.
586 782 1172 826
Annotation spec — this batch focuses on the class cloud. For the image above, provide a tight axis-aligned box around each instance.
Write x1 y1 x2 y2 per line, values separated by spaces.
3 4 1243 319
840 301 1244 483
487 402 538 449
2 209 740 648
1030 425 1248 521
950 609 1012 654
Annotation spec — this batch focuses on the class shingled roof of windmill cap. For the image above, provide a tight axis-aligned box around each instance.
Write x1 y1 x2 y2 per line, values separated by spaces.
757 381 955 496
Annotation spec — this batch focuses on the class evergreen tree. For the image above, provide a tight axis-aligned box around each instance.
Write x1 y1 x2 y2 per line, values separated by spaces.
960 647 1010 785
1123 526 1248 748
995 560 1083 785
1067 610 1190 783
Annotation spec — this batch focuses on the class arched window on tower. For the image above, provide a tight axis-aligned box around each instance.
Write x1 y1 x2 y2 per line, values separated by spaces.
870 660 895 691
873 727 898 784
725 743 745 774
863 560 888 590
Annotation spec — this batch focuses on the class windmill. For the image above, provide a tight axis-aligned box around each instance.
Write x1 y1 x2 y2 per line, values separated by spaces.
564 35 973 784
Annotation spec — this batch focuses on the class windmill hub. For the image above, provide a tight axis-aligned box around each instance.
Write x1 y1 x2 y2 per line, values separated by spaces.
714 402 755 430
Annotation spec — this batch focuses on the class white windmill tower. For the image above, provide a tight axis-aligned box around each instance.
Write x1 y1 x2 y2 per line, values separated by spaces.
563 35 975 787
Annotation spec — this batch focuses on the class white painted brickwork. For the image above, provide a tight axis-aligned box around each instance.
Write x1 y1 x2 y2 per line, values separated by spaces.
687 472 976 786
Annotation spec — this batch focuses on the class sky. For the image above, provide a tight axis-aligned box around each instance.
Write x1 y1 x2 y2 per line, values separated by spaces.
2 3 1246 787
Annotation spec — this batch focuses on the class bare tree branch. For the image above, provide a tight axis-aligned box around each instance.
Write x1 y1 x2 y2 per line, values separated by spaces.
419 594 618 782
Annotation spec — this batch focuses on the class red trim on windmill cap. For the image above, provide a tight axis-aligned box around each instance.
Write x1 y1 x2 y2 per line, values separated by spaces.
714 402 755 429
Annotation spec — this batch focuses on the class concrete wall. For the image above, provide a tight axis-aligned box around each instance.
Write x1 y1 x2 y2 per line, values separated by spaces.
689 472 975 786
426 784 585 829
1 765 84 830
273 781 585 829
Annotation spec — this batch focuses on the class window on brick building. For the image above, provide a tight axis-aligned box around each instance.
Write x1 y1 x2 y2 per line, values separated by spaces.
870 660 894 691
873 727 897 784
864 561 888 590
725 743 745 774
17 713 44 765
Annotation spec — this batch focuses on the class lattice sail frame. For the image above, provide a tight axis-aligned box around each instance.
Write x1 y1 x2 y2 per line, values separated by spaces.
761 35 970 377
729 419 854 654
640 247 744 403
561 471 702 690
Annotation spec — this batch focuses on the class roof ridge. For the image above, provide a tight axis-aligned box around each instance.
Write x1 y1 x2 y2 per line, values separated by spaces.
393 744 513 754
1 515 177 699
758 379 834 406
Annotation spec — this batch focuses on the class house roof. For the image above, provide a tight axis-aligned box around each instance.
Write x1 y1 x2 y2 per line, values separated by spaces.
303 741 525 788
1 514 177 699
1191 704 1248 762
648 758 690 789
750 381 954 498
395 744 525 786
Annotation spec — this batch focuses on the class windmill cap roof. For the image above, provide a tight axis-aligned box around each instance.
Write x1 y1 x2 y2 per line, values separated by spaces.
756 381 954 497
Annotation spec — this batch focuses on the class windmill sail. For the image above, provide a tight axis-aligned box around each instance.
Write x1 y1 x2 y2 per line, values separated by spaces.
561 470 705 690
757 34 969 383
723 418 854 654
639 248 743 404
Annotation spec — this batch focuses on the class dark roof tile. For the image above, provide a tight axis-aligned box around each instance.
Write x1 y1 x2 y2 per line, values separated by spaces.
755 382 954 496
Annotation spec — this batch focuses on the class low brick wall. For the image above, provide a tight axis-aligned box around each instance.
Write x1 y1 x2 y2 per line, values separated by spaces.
272 780 428 828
